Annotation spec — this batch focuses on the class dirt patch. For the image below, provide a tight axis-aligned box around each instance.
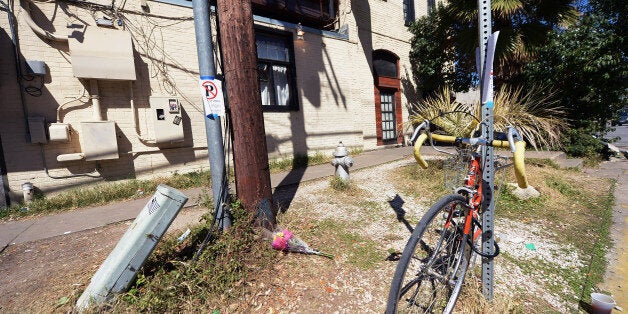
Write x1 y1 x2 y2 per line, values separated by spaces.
0 223 126 312
0 157 617 313
0 206 206 312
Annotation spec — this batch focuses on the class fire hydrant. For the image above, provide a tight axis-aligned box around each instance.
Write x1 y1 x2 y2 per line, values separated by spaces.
331 142 353 181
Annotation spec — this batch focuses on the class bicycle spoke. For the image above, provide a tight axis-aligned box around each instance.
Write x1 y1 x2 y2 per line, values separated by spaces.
388 195 472 314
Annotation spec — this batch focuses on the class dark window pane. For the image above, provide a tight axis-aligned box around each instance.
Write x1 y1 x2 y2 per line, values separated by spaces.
373 51 398 78
256 33 289 62
380 91 396 140
404 0 415 26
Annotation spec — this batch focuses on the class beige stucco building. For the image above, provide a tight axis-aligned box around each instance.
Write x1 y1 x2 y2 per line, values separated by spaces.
0 0 431 205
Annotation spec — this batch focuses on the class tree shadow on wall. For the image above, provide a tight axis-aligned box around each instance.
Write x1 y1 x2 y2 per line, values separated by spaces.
270 1 376 211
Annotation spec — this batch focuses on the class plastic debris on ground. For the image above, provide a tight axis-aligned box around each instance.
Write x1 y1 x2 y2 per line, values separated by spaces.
271 229 334 259
177 228 191 243
525 243 537 250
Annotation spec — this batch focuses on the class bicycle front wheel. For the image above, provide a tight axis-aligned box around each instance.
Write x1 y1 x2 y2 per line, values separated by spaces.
386 194 472 314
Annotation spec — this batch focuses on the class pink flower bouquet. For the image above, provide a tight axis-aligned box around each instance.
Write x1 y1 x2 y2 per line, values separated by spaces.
272 229 334 259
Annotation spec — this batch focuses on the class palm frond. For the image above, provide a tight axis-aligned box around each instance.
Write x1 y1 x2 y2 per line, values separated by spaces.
408 86 477 137
408 86 568 150
493 0 524 17
479 85 568 149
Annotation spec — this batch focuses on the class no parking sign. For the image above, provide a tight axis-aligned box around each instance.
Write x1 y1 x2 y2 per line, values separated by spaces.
199 76 225 118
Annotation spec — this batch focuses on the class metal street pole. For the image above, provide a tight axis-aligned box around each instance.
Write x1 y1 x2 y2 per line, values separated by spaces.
477 0 496 300
477 0 503 302
192 0 231 229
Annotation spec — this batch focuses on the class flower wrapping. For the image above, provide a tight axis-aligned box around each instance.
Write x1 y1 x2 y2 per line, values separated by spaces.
271 229 333 259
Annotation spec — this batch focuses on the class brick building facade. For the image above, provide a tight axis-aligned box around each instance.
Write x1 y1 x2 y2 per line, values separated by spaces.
0 0 429 204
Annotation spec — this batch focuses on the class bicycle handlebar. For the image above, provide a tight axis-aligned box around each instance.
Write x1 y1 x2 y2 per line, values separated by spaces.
411 121 529 189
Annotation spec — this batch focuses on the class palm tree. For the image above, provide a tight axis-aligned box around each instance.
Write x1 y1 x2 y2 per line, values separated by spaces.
440 0 579 86
408 85 567 149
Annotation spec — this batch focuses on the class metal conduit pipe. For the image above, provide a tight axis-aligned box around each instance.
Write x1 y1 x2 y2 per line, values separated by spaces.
22 0 68 43
89 79 103 121
41 144 100 179
56 88 88 123
129 81 156 143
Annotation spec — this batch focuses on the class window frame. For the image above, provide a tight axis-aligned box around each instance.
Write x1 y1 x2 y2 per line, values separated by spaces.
403 0 416 26
254 26 300 112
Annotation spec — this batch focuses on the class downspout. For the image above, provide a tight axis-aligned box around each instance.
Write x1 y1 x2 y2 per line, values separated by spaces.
129 81 156 143
89 79 103 121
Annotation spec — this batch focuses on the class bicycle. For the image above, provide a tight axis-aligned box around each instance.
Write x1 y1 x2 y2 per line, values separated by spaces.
386 116 529 313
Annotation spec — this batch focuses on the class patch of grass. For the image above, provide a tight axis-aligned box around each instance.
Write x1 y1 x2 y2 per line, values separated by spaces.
310 218 383 270
503 252 586 309
268 152 330 173
0 170 213 220
389 160 448 206
109 200 276 312
526 158 560 169
497 186 548 216
329 177 353 191
456 269 525 313
545 177 580 197
497 165 614 309
268 148 362 174
580 181 615 303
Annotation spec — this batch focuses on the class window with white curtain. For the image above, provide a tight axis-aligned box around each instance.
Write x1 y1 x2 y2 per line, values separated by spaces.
255 30 298 111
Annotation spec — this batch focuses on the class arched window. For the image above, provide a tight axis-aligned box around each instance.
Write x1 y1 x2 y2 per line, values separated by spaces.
373 50 399 78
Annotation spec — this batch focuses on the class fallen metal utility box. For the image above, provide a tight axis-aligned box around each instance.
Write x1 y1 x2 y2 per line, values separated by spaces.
75 184 188 310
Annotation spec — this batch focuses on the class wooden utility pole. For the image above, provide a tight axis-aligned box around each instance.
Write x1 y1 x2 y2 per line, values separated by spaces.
216 0 275 227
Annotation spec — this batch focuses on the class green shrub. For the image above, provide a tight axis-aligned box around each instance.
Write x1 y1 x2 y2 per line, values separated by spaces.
560 128 607 161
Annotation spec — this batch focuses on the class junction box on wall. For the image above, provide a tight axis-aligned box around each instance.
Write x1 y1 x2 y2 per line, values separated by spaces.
80 121 119 161
149 96 184 145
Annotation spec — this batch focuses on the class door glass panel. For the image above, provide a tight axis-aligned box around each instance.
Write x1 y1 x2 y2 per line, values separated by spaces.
380 92 396 141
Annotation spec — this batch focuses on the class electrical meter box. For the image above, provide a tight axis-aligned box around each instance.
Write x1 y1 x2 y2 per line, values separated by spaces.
149 96 184 144
80 121 119 161
48 123 71 142
28 116 47 144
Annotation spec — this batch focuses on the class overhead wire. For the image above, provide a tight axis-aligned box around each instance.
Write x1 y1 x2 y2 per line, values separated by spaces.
121 13 203 113
213 2 233 231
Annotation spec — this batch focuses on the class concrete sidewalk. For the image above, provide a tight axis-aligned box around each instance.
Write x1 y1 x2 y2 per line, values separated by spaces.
585 158 628 310
0 146 418 250
0 146 598 251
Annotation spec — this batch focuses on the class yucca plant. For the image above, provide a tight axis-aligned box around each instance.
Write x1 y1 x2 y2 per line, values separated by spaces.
408 85 567 149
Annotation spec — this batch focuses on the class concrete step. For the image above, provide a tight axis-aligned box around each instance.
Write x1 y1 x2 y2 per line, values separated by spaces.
556 158 584 169
525 150 583 168
525 150 566 160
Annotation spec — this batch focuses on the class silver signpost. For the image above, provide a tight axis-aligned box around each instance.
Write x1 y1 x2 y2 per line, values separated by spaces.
477 0 498 300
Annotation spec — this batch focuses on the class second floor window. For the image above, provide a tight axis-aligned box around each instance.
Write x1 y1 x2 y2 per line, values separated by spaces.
256 30 298 111
404 0 415 26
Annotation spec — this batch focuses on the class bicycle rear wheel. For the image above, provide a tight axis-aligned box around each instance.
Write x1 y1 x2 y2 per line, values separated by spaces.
386 194 472 314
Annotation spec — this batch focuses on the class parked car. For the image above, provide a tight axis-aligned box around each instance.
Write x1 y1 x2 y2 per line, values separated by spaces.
612 110 628 126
